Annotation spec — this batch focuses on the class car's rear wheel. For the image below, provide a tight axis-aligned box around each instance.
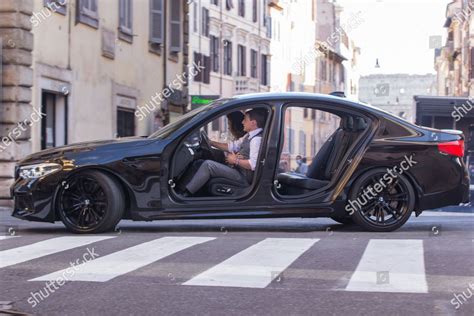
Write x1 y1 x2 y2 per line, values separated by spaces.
348 168 415 232
57 170 124 234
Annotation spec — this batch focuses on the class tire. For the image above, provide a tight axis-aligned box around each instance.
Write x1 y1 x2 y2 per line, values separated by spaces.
330 216 354 225
57 170 125 234
348 168 415 232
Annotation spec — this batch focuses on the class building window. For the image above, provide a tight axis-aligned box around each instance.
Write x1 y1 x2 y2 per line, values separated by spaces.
262 0 266 26
266 16 272 38
193 2 198 33
321 60 327 81
119 0 133 42
299 131 306 156
471 48 474 79
43 0 67 15
250 49 257 78
339 64 345 84
237 45 246 76
224 41 233 76
238 0 245 17
226 0 234 10
170 0 181 53
202 7 210 37
194 52 211 84
252 0 257 22
77 0 99 28
210 35 220 72
211 0 219 5
261 54 270 86
41 91 67 150
150 0 164 45
117 107 135 137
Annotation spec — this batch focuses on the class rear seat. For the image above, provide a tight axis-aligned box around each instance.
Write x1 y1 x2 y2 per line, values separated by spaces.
277 116 367 193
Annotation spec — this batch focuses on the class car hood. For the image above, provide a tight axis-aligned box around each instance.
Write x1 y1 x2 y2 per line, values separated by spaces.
19 137 157 164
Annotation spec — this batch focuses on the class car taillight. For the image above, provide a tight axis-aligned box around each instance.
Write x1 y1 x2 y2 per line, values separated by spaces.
438 140 464 157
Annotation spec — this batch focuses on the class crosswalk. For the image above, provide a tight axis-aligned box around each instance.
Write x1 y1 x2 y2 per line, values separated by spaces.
0 235 455 294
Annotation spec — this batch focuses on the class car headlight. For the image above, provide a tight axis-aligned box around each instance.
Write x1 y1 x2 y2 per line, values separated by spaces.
19 163 62 179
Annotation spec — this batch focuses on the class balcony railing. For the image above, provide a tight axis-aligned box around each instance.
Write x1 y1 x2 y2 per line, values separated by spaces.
234 77 260 95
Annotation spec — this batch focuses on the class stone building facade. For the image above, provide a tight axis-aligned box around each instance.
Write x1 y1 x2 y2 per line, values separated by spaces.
435 0 473 97
359 74 437 123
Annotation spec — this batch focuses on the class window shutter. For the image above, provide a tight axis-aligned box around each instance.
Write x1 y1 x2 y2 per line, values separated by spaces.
170 0 181 52
203 56 211 84
150 0 164 44
194 52 202 82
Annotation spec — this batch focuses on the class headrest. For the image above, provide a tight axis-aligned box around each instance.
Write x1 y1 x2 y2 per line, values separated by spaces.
340 116 354 130
353 117 368 131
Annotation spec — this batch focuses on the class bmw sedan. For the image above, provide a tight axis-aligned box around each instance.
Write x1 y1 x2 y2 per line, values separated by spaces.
11 93 470 233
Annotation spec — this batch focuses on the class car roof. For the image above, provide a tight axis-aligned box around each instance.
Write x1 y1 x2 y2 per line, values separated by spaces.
227 92 416 127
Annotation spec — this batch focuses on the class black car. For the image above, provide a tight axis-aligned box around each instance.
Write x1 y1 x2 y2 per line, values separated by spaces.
11 93 470 233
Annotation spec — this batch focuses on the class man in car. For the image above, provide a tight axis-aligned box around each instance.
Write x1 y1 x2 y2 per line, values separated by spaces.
182 108 267 196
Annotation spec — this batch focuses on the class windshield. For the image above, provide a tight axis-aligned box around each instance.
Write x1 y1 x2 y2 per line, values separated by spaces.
148 99 229 139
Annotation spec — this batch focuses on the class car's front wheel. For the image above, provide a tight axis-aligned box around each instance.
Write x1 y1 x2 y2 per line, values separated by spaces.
348 168 415 232
57 170 124 234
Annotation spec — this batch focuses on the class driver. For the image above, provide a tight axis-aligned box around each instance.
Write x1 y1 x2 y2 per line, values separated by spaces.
182 108 267 197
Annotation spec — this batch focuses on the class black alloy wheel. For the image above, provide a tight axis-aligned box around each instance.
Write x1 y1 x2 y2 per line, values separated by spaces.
57 170 124 233
348 168 415 232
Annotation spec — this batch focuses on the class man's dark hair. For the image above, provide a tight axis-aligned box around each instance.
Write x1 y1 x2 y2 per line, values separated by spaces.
246 108 267 128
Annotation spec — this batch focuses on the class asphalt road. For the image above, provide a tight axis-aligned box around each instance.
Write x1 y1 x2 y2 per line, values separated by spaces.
0 209 473 316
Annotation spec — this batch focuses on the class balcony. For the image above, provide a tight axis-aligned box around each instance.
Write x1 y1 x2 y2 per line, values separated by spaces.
234 77 260 95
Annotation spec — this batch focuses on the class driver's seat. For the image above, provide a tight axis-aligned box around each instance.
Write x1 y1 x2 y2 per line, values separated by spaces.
206 177 249 196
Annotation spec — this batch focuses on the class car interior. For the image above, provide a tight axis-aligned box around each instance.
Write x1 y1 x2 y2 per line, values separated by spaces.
170 107 270 198
276 114 369 196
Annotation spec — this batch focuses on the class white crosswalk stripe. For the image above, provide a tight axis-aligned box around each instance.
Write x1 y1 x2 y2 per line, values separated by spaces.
30 236 215 282
184 238 319 288
0 236 114 269
345 239 428 293
0 235 18 240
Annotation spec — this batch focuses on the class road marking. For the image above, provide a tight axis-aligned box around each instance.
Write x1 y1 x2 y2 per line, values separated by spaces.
0 236 114 269
345 239 428 293
184 238 319 288
30 236 215 282
0 235 18 240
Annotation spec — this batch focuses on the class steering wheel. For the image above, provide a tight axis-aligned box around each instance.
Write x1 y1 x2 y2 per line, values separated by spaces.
200 129 213 153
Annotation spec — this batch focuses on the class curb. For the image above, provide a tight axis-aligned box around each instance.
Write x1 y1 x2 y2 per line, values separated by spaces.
0 207 12 213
